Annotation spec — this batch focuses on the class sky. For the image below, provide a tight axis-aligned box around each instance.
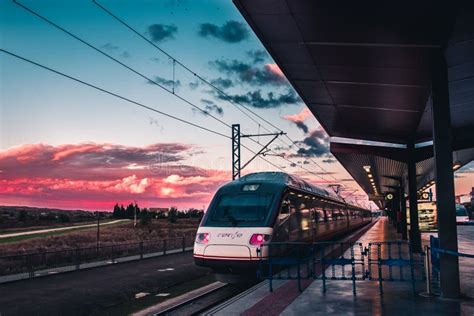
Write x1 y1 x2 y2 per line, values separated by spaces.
0 0 473 211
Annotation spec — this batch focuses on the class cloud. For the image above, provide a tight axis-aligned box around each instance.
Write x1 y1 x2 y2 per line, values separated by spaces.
149 75 181 89
102 43 119 51
246 49 269 63
282 108 312 133
0 143 191 181
210 59 286 86
121 51 131 59
0 143 230 210
198 20 249 43
292 128 330 157
188 80 201 90
322 158 337 164
148 24 178 42
102 43 131 59
214 89 301 109
192 99 224 117
210 78 233 89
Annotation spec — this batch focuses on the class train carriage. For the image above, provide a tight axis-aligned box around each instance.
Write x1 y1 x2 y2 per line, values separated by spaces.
193 172 371 277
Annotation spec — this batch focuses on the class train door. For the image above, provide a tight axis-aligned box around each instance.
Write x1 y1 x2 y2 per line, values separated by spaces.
273 195 291 242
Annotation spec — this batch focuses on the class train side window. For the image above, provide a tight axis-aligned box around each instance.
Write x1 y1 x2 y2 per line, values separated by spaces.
315 208 324 223
324 210 332 222
278 198 291 221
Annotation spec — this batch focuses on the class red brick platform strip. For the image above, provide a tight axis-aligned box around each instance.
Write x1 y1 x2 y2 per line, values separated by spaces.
242 221 379 316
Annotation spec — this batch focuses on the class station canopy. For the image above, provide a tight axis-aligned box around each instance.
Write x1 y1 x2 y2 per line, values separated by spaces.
234 0 474 204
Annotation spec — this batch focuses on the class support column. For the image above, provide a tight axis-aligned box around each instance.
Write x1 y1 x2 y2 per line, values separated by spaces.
407 141 421 252
400 185 408 240
393 190 402 234
432 51 460 298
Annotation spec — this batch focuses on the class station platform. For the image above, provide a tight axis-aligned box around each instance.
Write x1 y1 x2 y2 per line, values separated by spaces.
208 218 474 315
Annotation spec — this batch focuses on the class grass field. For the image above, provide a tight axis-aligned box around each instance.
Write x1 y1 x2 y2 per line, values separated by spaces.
0 218 200 255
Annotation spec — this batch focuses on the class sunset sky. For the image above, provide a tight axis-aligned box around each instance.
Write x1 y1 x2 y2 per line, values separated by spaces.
1 0 473 211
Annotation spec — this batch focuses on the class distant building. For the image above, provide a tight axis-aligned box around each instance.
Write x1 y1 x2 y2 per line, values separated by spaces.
471 187 474 204
149 207 169 214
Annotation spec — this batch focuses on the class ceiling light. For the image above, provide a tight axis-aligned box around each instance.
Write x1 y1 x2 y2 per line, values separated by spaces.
453 161 462 171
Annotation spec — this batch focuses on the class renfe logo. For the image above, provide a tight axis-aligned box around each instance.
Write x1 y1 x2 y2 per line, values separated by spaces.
217 232 243 239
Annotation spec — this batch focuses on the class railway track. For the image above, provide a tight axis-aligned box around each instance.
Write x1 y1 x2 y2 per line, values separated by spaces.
135 281 251 316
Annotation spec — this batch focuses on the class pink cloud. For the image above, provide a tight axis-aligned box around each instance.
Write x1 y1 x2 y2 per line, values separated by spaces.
0 142 230 210
282 108 314 133
282 108 312 124
265 63 285 79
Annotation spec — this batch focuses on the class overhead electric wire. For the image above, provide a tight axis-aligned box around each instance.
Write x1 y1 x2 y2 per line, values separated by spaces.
12 0 338 179
92 0 265 129
2 48 291 174
0 49 230 139
2 50 294 175
11 0 293 174
244 136 329 181
12 0 231 131
92 0 338 181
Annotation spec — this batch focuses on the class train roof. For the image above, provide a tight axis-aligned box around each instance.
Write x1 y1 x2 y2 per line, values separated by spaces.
236 172 366 210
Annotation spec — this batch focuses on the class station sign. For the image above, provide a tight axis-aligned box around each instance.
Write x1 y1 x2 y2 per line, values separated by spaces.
384 193 395 201
417 191 432 202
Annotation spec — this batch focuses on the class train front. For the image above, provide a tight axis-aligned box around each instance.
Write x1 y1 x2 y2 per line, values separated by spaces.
193 177 281 280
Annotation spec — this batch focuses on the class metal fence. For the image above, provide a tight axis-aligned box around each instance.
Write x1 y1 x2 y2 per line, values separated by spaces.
258 240 425 296
424 236 474 296
0 235 196 280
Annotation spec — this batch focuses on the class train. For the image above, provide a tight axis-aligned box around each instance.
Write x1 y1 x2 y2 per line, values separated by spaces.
193 172 372 279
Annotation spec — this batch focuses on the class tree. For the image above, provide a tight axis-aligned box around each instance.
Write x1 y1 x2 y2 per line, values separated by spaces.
139 208 151 225
59 213 70 223
187 208 204 219
112 203 121 218
18 210 27 222
168 207 178 223
126 203 135 219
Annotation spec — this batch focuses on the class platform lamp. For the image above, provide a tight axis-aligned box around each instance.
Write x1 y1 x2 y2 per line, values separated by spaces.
453 161 462 171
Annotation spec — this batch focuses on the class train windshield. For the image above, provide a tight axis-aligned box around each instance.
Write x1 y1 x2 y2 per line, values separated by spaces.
206 194 274 227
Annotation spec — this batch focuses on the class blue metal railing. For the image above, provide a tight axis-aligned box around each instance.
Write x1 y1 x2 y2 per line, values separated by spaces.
418 236 474 296
257 240 424 296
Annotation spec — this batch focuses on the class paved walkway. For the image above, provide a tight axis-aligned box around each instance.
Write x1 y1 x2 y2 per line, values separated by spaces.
210 217 474 315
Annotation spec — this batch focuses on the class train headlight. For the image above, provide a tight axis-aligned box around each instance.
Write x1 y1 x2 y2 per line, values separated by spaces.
249 234 270 246
196 233 210 244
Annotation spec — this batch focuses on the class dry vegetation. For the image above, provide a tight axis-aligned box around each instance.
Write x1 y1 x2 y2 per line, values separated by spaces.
0 219 200 256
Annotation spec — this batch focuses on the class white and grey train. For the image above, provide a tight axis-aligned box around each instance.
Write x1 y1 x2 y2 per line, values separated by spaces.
193 172 372 277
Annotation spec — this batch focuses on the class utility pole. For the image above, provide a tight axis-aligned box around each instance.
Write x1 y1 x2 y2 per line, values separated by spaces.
96 211 100 250
134 200 137 228
232 124 241 180
231 123 285 180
